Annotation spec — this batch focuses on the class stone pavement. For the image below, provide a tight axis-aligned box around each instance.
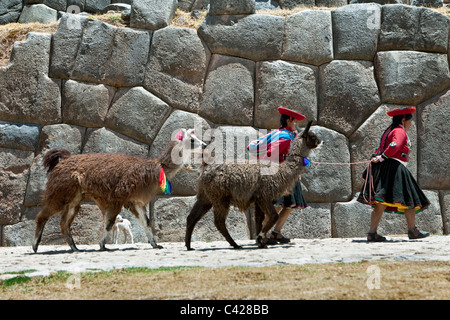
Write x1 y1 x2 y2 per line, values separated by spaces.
0 235 449 279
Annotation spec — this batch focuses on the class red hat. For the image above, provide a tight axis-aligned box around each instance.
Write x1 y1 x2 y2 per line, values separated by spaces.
278 106 305 121
386 107 416 117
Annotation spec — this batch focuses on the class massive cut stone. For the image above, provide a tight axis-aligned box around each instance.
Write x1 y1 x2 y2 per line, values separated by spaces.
130 0 177 30
0 33 61 125
199 55 255 126
282 10 333 66
417 89 450 189
198 14 284 61
376 51 450 105
105 87 171 145
0 148 34 225
62 80 116 128
302 126 352 203
144 26 210 113
331 3 381 60
255 60 317 129
18 4 58 24
70 19 116 83
208 0 255 15
103 28 151 87
319 60 381 137
379 4 449 53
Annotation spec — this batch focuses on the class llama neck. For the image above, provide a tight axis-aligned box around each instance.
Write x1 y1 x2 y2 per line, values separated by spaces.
157 140 188 179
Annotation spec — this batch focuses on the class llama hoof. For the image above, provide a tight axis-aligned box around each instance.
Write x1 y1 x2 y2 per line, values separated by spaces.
233 245 243 249
152 245 163 249
256 236 267 249
32 244 38 253
186 247 195 251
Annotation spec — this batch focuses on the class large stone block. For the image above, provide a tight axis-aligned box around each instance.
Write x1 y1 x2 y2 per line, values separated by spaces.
103 28 151 87
0 33 61 125
152 196 251 242
71 19 116 83
0 0 22 24
0 148 34 225
105 87 171 145
331 3 381 60
441 191 450 234
302 126 352 203
255 60 317 129
130 0 177 30
62 80 116 128
49 14 89 80
198 14 284 61
282 203 332 239
199 55 255 126
144 27 210 113
83 127 149 156
18 4 58 24
417 89 450 189
379 4 449 53
208 0 255 15
319 60 381 137
0 122 40 151
376 51 450 105
282 10 333 66
25 0 67 12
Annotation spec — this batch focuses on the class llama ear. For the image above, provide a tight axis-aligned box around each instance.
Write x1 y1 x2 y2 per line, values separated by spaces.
175 129 186 141
301 120 313 138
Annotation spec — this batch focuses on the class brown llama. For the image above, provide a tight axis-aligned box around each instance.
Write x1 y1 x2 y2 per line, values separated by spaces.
185 121 321 250
32 129 206 253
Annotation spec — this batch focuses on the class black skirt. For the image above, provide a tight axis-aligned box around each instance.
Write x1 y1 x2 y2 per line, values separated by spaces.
274 180 308 209
357 159 430 214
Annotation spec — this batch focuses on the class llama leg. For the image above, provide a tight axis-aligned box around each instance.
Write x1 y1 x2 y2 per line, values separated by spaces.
256 203 279 249
130 204 162 249
33 206 56 253
99 206 122 251
185 198 212 250
254 203 265 236
60 195 82 252
213 203 241 249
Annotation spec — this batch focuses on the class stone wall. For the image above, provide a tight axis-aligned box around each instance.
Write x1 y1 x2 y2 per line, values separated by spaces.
0 0 449 247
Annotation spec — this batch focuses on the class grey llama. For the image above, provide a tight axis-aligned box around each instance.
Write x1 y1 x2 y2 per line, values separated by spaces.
185 121 321 250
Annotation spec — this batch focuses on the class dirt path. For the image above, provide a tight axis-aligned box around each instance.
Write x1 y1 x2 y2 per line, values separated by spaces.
1 235 449 279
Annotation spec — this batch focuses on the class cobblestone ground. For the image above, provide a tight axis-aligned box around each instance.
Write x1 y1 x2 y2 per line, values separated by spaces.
1 235 449 279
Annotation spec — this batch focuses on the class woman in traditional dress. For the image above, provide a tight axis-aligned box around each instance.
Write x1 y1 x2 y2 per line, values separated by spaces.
248 106 308 244
357 107 430 242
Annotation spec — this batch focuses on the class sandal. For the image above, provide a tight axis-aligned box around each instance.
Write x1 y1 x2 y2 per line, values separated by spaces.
367 232 386 242
271 231 290 244
408 226 430 240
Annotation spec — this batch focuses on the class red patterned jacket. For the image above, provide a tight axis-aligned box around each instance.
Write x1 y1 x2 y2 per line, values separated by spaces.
375 125 411 163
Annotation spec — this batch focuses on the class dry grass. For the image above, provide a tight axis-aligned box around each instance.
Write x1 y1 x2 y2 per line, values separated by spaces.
1 260 449 300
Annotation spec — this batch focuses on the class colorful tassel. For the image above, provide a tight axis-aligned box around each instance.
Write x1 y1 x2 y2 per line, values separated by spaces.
302 157 311 167
159 168 172 194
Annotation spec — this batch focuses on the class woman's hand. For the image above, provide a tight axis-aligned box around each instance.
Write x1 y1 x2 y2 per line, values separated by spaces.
371 155 384 163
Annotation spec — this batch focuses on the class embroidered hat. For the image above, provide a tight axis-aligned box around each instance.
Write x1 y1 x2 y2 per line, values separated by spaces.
277 106 306 121
386 107 416 117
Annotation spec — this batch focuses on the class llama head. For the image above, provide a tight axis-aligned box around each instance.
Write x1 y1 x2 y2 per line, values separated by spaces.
288 121 322 159
175 128 207 149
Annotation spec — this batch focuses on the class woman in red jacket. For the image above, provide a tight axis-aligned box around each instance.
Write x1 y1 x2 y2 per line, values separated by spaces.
357 107 430 241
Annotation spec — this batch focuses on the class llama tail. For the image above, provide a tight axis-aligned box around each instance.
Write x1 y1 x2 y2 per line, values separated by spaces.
42 148 71 174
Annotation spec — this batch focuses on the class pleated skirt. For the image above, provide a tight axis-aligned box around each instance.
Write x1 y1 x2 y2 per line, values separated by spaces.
274 180 308 209
357 159 430 214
